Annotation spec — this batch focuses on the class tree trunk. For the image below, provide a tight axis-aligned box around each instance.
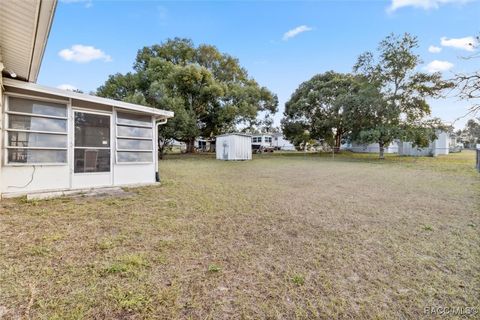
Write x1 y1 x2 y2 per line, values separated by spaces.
379 142 385 159
334 134 342 153
186 138 196 153
158 138 167 160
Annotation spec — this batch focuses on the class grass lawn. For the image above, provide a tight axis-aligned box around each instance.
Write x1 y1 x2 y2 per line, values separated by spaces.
1 151 479 319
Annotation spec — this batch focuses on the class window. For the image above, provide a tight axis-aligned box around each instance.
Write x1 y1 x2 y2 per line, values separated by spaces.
265 137 272 143
5 96 68 164
252 137 261 143
74 112 111 173
116 112 153 163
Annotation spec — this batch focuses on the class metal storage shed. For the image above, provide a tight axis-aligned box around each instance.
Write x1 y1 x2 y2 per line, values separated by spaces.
216 134 252 161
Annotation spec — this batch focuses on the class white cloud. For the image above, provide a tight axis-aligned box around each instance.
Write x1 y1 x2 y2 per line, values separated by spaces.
428 45 442 53
424 60 454 73
57 84 77 91
440 36 477 51
387 0 468 12
58 45 112 63
282 25 313 41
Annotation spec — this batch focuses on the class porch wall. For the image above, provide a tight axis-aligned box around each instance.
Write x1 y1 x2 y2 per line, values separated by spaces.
0 86 157 197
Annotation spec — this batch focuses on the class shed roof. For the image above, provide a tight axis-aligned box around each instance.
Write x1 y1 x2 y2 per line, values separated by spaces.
4 78 174 118
0 0 57 82
216 133 252 138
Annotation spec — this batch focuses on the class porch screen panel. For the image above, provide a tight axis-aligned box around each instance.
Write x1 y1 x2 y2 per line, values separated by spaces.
5 97 68 164
116 112 153 163
74 112 111 173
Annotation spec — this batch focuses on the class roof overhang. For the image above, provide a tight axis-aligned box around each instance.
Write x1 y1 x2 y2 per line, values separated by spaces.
0 0 57 82
3 78 174 119
217 133 252 138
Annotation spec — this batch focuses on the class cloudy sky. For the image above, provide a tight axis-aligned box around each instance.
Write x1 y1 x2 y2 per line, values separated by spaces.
39 0 480 129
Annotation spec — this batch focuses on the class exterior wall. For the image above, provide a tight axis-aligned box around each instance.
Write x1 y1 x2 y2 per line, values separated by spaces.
1 88 71 196
252 134 272 148
398 141 433 156
216 135 252 160
114 163 155 185
433 131 449 156
398 131 450 157
272 134 295 150
2 166 70 195
343 142 398 153
1 88 158 197
195 138 215 152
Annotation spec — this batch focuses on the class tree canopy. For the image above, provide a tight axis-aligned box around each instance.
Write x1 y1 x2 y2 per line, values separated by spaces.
454 35 479 115
282 71 381 151
353 33 452 157
97 38 278 153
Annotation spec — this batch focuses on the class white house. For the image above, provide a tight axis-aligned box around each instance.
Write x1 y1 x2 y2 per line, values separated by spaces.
252 134 273 148
398 131 450 156
342 142 399 154
216 133 252 160
195 137 215 152
272 133 296 151
0 0 173 198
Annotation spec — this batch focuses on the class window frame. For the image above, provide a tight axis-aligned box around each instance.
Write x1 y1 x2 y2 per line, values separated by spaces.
3 94 69 166
114 110 154 165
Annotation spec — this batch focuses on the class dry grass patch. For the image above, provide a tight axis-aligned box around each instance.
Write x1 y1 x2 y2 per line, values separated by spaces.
0 151 479 319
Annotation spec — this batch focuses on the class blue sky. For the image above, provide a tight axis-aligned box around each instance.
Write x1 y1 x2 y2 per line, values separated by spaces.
38 0 480 129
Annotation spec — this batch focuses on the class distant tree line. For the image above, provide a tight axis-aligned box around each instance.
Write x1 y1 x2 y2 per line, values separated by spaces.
95 34 478 159
454 118 480 148
282 33 452 158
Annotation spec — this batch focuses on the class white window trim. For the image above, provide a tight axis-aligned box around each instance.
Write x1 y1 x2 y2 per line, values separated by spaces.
6 128 68 135
116 127 153 139
74 146 110 150
6 146 67 150
117 149 153 153
115 121 152 129
116 112 153 128
3 94 69 166
6 111 68 120
116 135 152 140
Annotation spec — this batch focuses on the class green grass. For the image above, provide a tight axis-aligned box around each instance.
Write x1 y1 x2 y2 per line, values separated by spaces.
0 151 479 319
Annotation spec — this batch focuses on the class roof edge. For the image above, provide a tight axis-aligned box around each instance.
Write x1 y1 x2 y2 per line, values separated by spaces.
3 78 174 118
216 133 252 138
28 0 58 83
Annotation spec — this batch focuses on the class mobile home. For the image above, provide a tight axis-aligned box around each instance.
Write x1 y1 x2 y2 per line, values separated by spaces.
398 131 450 157
272 133 295 151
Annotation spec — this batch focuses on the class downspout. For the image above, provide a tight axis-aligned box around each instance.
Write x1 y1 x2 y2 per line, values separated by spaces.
155 118 168 182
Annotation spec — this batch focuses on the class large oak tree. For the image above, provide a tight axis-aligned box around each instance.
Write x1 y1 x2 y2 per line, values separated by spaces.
97 38 278 154
353 33 452 158
282 71 379 151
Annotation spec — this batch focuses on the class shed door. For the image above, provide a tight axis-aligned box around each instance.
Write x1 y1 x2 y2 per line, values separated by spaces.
71 110 113 189
222 139 229 160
